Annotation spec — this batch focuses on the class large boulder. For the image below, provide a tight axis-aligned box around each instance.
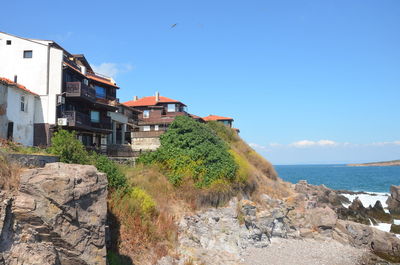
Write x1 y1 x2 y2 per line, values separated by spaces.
0 163 108 265
336 220 400 262
387 185 400 215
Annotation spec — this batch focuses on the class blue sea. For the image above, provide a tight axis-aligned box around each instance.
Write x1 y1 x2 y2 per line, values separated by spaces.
275 164 400 193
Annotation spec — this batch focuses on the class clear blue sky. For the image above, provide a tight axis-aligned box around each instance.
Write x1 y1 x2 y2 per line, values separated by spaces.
2 0 399 164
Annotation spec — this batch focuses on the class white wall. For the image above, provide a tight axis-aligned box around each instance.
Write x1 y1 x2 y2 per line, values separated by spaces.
0 32 63 125
6 86 37 146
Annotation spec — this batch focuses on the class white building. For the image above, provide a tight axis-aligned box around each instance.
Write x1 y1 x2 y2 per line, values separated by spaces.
0 32 125 149
0 77 39 146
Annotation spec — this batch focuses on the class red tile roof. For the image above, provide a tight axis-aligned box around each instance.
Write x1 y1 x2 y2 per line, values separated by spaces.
202 115 233 121
123 96 185 107
0 77 39 96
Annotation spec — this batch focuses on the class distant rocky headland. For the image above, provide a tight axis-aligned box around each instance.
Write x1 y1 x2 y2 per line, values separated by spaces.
348 160 400 167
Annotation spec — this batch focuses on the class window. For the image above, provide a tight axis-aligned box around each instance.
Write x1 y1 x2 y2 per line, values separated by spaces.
23 50 32 58
95 86 106 98
143 110 150 118
154 125 159 131
167 104 176 112
83 79 89 86
143 126 150 132
90 111 100 123
6 40 11 45
20 96 26 111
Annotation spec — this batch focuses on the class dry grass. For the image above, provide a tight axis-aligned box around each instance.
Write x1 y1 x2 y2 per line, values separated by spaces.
0 153 21 191
108 164 184 264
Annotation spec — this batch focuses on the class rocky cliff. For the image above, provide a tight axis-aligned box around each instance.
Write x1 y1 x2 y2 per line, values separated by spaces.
0 163 108 265
158 181 400 264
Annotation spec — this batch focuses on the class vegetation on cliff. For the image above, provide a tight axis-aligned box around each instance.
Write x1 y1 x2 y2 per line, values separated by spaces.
138 116 238 187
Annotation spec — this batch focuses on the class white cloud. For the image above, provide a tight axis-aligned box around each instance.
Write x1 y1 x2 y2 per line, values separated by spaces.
249 143 269 150
91 63 133 78
370 141 400 146
290 139 337 148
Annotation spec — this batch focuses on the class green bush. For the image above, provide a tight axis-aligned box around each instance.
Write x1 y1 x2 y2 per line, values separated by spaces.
138 116 238 187
48 130 90 164
48 129 127 190
90 152 127 190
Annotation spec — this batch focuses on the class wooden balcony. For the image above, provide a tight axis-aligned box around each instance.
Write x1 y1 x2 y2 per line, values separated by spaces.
65 82 96 102
132 131 165 138
91 116 112 130
60 111 112 132
61 110 91 128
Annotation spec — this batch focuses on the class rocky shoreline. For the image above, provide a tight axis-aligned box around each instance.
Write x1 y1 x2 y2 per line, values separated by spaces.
159 181 400 265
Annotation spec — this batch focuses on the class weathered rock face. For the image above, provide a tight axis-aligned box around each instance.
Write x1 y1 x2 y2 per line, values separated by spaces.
387 185 400 215
160 197 298 265
0 163 108 265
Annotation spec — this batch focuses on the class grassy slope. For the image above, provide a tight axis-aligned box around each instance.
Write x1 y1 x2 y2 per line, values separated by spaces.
109 121 293 264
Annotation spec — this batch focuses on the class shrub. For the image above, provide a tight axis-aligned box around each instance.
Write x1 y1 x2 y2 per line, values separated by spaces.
48 129 90 164
138 116 238 187
48 129 127 190
91 152 127 190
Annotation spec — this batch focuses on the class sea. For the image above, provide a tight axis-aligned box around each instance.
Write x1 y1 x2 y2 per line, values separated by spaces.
275 164 400 235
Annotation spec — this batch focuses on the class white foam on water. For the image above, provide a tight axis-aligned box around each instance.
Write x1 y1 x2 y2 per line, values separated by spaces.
341 192 389 210
372 223 392 233
341 192 400 238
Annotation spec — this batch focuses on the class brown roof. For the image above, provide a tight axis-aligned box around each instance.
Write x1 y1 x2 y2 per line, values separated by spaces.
86 73 119 88
202 115 233 121
123 96 186 107
0 77 39 96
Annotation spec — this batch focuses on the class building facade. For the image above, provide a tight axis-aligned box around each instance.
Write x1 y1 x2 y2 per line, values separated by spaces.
0 32 125 150
123 92 188 151
0 78 39 146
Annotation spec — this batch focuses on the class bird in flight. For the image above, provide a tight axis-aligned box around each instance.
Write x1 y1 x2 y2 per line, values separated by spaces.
171 23 178 28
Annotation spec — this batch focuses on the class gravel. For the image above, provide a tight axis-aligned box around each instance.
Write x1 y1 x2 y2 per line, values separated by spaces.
242 238 368 265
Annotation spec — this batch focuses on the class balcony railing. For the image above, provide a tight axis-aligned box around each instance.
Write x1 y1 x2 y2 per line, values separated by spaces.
96 97 118 108
60 111 91 128
91 116 112 130
65 82 96 101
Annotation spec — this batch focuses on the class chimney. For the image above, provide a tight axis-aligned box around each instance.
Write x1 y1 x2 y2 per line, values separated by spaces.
14 75 17 83
133 96 138 101
155 91 160 102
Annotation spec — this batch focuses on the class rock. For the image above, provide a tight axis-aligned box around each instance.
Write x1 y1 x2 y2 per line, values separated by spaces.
342 220 400 262
391 224 400 234
309 207 337 229
367 201 392 223
0 163 108 265
173 197 298 264
387 185 400 215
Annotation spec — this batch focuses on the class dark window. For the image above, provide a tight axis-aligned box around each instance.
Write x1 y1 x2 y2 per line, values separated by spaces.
7 122 14 140
20 95 26 111
6 40 11 45
95 86 106 99
23 50 33 58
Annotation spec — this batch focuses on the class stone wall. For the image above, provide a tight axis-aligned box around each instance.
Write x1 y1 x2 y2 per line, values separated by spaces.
131 137 160 151
7 153 59 168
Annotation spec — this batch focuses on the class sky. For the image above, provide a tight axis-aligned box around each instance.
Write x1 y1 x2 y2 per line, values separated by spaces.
1 0 399 164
